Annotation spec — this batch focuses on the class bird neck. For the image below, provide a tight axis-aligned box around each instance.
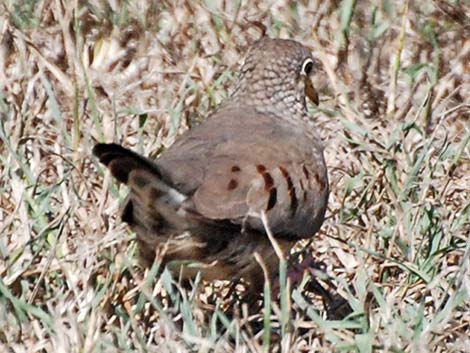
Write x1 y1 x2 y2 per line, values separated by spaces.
229 75 309 123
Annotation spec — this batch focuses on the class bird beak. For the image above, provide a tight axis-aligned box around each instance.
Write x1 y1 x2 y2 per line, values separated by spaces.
305 76 319 105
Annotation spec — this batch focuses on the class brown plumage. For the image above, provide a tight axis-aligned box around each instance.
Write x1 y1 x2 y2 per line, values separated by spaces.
93 37 328 293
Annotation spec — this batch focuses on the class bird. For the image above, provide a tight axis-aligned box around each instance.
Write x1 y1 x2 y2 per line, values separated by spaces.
93 37 329 296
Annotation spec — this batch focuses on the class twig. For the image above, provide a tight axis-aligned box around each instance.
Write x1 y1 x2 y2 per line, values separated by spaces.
387 0 409 114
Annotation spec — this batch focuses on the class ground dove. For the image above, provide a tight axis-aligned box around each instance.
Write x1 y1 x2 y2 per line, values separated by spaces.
93 37 329 294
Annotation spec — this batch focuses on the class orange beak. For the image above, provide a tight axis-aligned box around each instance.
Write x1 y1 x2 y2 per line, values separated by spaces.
305 77 319 105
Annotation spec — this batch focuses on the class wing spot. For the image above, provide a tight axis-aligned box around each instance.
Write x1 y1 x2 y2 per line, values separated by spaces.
227 179 238 190
278 166 288 178
279 166 298 215
257 165 274 190
290 192 298 215
257 164 267 173
302 165 310 179
267 187 277 211
279 166 293 189
262 172 274 190
257 165 276 209
231 165 241 172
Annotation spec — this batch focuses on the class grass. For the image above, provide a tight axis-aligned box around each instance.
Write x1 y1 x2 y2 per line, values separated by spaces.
1 0 469 352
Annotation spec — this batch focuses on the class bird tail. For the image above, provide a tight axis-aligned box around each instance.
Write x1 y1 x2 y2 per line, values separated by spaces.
92 143 189 235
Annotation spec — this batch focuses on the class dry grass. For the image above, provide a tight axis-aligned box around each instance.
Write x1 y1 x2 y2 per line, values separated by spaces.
1 0 469 352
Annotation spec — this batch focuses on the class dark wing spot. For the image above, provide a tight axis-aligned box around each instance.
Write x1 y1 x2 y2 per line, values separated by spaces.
231 165 241 172
290 191 298 215
300 179 307 201
279 166 293 190
278 166 288 178
302 165 310 179
279 166 297 215
256 165 277 210
227 179 238 190
257 164 267 173
261 172 274 191
267 187 277 211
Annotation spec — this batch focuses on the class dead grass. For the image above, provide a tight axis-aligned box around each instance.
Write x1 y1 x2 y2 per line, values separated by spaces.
1 1 469 352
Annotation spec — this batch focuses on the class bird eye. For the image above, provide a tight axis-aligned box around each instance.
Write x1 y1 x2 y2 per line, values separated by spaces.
301 58 314 75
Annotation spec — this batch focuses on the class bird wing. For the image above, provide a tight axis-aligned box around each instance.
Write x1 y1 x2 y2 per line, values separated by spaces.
156 107 328 239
